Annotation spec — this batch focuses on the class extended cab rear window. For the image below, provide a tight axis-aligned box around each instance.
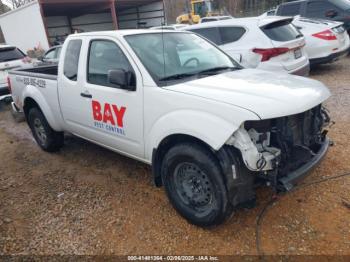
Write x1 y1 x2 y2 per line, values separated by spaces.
261 20 302 42
63 40 82 81
0 47 25 63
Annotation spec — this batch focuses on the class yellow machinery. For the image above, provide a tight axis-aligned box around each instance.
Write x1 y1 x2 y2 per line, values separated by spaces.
176 0 220 24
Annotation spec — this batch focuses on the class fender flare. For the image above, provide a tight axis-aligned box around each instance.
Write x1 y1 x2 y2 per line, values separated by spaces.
22 86 63 131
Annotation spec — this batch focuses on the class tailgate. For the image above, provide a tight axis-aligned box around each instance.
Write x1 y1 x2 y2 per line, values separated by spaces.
0 71 7 85
260 18 307 71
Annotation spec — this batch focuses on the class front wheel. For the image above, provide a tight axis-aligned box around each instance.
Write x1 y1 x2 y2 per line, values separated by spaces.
27 107 64 152
161 143 232 227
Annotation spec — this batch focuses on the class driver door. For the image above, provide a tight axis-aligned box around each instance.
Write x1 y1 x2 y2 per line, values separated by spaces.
81 37 144 158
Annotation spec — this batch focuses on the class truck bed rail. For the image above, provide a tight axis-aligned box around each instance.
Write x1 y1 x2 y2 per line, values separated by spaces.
9 65 58 81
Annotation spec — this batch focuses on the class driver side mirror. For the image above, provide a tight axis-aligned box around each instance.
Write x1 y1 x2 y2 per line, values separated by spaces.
108 69 136 91
325 10 338 18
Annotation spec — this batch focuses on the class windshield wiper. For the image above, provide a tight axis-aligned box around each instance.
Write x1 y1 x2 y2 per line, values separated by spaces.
159 73 197 81
197 66 237 75
158 67 237 81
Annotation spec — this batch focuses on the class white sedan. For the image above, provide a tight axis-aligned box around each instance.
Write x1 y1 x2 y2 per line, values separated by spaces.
293 17 350 66
184 16 310 76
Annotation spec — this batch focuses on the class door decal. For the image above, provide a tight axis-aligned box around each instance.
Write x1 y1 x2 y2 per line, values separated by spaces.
92 100 126 136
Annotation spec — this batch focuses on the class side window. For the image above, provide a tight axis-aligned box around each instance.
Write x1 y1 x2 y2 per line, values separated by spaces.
64 40 82 81
279 3 301 16
306 1 338 18
44 49 56 59
56 47 62 59
190 27 221 45
87 40 134 88
219 27 246 45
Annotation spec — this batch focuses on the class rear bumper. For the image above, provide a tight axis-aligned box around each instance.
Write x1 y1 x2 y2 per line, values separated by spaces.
310 48 350 66
11 101 22 113
278 137 330 192
0 84 9 96
290 63 310 77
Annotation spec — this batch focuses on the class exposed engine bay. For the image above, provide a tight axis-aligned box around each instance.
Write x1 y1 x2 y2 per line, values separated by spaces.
226 105 331 190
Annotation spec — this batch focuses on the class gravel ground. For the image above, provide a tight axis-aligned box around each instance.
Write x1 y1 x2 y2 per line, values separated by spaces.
0 57 349 256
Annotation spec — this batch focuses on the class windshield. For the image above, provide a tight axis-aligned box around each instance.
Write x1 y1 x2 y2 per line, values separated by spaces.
0 47 25 63
125 32 239 85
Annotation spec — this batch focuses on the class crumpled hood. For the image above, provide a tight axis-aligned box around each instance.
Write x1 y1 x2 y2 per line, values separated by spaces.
164 69 331 119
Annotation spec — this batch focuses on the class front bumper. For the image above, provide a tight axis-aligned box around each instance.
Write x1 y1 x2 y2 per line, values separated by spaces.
278 137 330 192
310 48 350 66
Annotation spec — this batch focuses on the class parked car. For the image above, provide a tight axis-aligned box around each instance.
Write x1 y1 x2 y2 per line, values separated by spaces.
200 16 233 23
150 24 188 30
184 16 310 76
276 0 350 34
0 45 30 98
36 45 62 66
260 9 277 17
9 30 331 227
293 17 350 65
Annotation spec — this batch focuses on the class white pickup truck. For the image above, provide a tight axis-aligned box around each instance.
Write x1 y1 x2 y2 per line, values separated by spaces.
9 30 331 227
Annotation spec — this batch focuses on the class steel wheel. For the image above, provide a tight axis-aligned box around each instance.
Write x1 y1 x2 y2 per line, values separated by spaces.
161 143 232 227
33 118 47 145
174 162 215 214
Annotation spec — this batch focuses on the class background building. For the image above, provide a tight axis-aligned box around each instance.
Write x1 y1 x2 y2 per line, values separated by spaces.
0 0 293 51
0 0 165 51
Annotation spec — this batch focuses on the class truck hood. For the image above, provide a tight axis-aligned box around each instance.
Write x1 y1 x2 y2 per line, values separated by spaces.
164 69 331 119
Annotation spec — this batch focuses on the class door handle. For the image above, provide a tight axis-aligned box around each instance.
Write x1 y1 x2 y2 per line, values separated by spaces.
80 92 92 99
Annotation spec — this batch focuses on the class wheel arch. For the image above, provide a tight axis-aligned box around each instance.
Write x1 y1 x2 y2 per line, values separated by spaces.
152 134 217 187
22 93 62 131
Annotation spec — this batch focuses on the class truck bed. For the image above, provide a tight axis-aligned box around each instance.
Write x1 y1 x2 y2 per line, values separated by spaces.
11 65 58 80
9 64 60 121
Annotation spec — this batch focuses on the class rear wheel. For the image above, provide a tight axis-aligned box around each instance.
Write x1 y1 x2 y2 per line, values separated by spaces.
161 143 232 227
27 107 64 152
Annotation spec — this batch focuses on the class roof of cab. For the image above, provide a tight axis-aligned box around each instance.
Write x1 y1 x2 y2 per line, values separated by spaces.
69 29 190 38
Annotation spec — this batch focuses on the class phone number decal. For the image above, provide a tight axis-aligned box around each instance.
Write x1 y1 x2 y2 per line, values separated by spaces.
23 77 46 88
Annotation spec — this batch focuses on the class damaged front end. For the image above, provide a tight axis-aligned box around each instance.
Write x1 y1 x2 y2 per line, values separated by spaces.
226 105 331 192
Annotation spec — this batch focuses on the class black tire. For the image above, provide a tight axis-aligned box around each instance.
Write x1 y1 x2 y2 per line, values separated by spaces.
27 107 64 152
161 143 232 227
